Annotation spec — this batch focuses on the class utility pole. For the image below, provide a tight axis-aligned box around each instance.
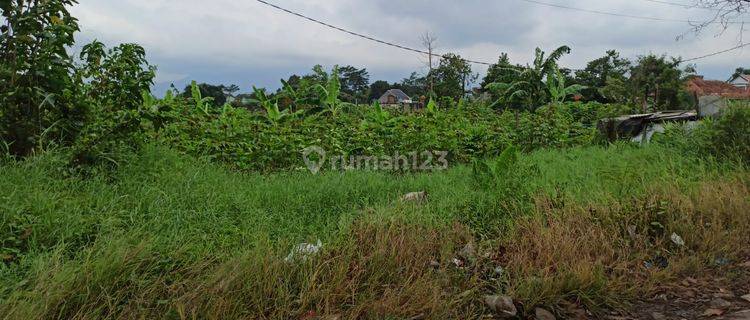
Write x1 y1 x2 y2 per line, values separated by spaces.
421 32 437 97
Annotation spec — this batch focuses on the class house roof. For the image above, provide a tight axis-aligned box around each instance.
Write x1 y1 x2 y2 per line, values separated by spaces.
728 74 750 83
686 76 750 98
378 89 411 103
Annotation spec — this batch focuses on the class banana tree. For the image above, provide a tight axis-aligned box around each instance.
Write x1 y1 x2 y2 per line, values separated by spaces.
362 100 402 128
313 66 354 116
251 86 288 124
547 67 587 104
278 79 310 112
486 45 572 111
191 81 213 115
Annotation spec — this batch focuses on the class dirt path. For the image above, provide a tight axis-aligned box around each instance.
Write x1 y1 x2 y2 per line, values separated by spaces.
606 259 750 320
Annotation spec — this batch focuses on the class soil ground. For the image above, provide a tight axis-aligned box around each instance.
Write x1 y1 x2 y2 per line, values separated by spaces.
604 257 750 320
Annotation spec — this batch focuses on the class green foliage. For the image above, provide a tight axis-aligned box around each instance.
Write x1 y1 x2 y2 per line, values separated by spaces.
0 0 82 156
486 46 572 111
156 95 616 172
190 81 211 115
574 50 631 103
426 99 438 113
698 104 750 163
250 86 302 124
181 83 237 107
337 65 370 103
313 66 353 116
629 54 693 111
362 101 398 128
481 53 523 89
471 145 519 188
431 53 477 100
547 67 587 104
71 41 155 168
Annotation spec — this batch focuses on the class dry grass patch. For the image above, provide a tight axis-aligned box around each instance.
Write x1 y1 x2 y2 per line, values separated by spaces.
502 178 750 315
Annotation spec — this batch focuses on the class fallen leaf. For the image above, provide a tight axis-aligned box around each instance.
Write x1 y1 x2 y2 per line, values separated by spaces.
742 294 750 303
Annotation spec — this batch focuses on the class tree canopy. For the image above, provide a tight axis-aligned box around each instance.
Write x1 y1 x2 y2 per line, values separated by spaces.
430 53 476 100
574 50 631 103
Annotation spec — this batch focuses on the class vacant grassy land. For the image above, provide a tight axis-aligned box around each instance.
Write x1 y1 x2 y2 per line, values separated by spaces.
1 143 747 319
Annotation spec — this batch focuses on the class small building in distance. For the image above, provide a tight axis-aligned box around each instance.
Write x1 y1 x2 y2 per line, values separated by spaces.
728 74 750 91
378 89 412 106
377 89 424 111
686 75 749 98
685 75 750 117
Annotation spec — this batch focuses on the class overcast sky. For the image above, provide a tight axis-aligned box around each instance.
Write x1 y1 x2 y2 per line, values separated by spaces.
70 0 750 93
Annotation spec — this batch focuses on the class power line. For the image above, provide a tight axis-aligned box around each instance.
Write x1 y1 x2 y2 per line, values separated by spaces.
519 0 746 23
683 42 750 61
254 0 746 68
640 0 719 10
254 0 493 65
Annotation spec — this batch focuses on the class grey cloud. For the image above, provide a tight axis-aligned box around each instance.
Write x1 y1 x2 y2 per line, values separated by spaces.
71 0 749 91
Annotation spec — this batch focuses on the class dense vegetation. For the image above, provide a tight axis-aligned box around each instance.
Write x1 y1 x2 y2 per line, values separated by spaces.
2 1 750 319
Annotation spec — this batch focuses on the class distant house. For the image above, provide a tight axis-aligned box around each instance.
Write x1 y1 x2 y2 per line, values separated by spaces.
685 75 750 117
728 74 750 91
686 76 749 98
378 89 412 106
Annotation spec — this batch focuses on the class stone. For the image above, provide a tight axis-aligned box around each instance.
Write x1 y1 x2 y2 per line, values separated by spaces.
401 191 427 203
452 258 464 268
484 295 517 318
741 294 750 303
284 240 323 262
494 266 505 277
670 232 685 246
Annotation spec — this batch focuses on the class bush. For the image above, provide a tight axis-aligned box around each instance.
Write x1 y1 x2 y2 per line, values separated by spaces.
152 99 637 172
700 104 750 163
0 0 84 156
70 41 155 169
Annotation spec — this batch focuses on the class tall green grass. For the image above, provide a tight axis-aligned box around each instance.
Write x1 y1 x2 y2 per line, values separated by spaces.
0 143 723 258
0 142 740 318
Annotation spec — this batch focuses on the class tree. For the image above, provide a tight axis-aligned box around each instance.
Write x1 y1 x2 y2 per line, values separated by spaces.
485 45 573 111
731 67 750 80
368 80 391 102
574 50 631 103
629 54 693 111
420 32 438 96
692 1 750 35
481 53 523 89
181 83 237 106
1 0 82 156
431 53 476 100
337 65 370 103
398 72 428 98
73 41 155 166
